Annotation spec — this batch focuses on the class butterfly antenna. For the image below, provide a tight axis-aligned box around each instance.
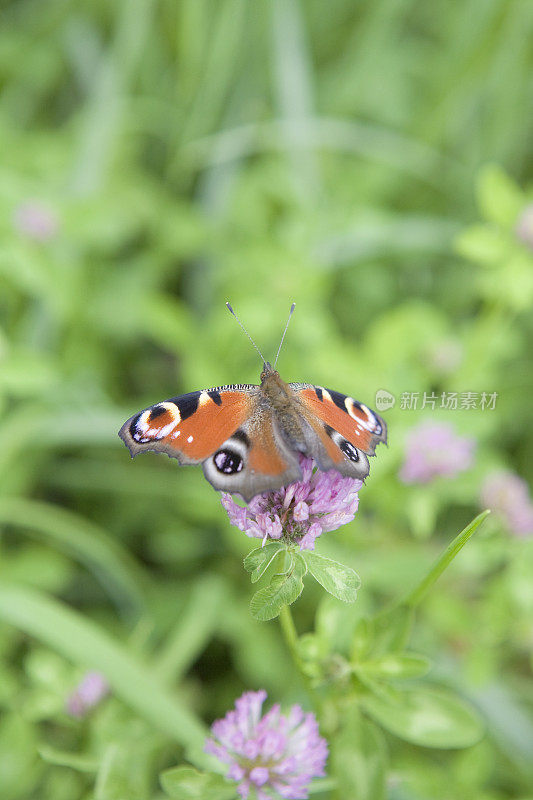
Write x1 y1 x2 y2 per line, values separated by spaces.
273 302 296 367
226 302 267 363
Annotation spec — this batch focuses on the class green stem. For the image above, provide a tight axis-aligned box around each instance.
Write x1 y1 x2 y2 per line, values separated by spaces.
279 604 301 662
404 509 490 609
278 605 321 712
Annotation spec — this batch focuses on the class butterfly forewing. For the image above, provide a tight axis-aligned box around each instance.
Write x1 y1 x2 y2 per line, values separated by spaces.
119 385 256 464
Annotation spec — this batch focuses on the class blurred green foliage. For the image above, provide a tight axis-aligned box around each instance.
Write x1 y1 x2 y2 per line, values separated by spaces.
0 1 532 798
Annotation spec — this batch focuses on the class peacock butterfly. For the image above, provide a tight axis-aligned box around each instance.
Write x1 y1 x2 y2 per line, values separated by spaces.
119 304 387 502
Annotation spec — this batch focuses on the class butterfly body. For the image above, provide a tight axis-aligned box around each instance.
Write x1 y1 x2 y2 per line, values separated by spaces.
119 361 387 502
259 363 310 445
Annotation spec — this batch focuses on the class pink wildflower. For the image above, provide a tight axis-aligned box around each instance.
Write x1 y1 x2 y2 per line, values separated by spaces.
221 456 362 551
400 421 475 484
480 471 533 537
13 200 59 242
205 690 327 800
66 671 109 717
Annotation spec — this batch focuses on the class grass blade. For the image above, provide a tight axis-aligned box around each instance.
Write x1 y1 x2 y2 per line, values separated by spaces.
0 497 147 616
405 510 491 608
0 583 209 764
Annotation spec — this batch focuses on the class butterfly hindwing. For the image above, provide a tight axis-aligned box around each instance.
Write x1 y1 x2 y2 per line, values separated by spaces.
202 413 301 501
291 384 387 481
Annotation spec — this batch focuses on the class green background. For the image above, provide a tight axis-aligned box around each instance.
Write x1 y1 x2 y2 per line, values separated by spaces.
1 1 532 798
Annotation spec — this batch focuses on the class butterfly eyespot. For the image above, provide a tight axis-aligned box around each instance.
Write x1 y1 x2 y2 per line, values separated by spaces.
214 449 244 474
340 439 359 462
149 405 167 420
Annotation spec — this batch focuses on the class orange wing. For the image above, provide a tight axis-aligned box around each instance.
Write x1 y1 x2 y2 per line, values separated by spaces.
119 385 303 501
119 387 255 464
293 385 387 456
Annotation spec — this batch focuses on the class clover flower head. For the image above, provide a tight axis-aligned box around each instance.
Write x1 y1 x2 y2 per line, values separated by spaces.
13 200 59 242
66 671 109 717
205 690 327 800
400 421 475 484
480 470 533 537
221 456 362 551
